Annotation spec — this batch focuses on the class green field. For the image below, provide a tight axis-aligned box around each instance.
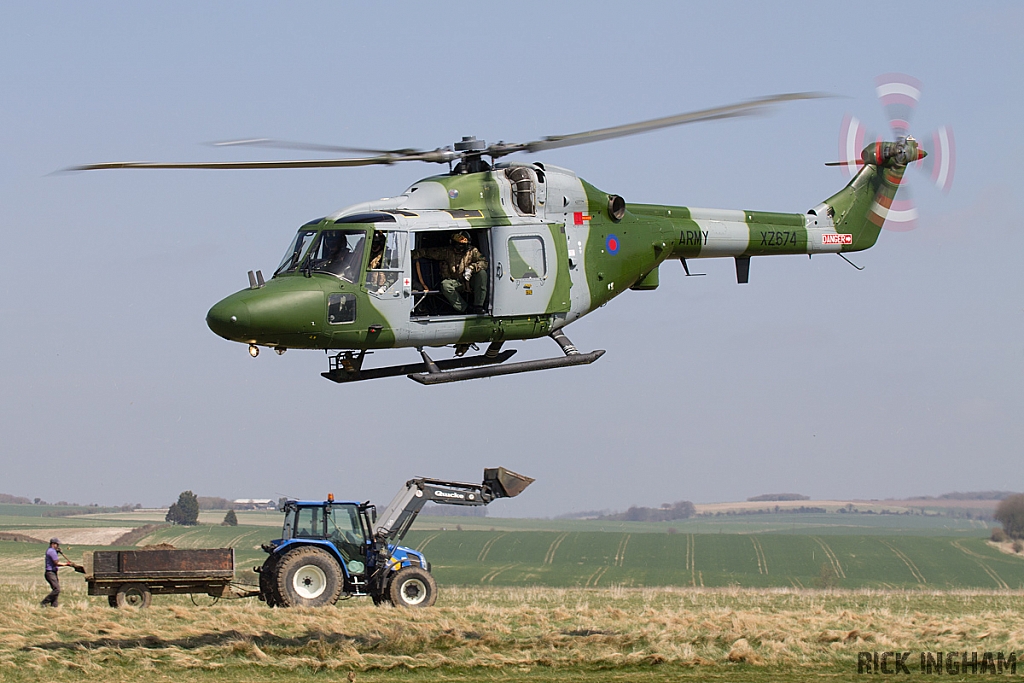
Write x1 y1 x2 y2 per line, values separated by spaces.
0 504 121 517
2 506 1019 591
400 512 992 536
33 523 1014 591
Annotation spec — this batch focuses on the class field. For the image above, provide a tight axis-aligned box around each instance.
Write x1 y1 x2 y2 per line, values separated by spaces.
104 525 1023 590
1 508 1020 591
1 578 1022 683
3 509 1024 682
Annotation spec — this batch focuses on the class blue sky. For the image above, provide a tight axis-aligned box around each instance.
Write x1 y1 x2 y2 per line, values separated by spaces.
1 3 1021 515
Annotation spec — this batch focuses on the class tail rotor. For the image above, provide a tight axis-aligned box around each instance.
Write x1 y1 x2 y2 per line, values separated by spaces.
830 74 955 231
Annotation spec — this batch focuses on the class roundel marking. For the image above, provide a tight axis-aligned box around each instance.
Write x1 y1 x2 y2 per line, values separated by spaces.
606 234 619 254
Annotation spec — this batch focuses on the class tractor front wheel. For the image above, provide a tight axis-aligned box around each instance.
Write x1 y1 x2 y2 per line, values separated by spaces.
387 567 437 608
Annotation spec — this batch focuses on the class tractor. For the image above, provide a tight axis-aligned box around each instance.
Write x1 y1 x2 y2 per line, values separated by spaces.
255 467 532 607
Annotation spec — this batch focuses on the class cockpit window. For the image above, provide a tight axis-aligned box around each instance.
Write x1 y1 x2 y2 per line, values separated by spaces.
307 230 366 283
275 229 318 276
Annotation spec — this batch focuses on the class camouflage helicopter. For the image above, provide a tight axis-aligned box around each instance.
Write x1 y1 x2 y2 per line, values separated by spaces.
72 89 941 385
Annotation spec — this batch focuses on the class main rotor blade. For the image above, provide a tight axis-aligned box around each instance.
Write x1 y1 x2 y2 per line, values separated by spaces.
211 138 423 157
496 92 831 156
68 155 421 171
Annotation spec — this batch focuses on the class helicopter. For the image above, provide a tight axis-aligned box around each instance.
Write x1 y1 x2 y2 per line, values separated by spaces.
71 88 941 385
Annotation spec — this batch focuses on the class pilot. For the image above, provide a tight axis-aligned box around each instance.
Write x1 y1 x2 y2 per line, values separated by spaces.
412 231 487 314
324 235 361 283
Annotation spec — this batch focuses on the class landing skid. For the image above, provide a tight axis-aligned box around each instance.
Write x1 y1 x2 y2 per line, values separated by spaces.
322 331 605 385
410 330 604 385
408 348 605 385
322 348 518 384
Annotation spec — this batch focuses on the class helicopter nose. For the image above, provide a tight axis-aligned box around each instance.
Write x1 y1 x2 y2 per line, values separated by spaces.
206 295 251 340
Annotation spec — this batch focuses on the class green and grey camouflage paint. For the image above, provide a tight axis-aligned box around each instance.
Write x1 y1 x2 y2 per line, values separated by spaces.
206 147 901 355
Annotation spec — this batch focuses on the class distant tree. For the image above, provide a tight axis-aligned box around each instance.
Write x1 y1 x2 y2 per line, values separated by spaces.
991 528 1008 543
602 500 695 523
165 490 200 526
198 496 233 511
165 503 181 524
747 493 810 502
994 494 1024 540
1014 540 1023 554
222 509 238 526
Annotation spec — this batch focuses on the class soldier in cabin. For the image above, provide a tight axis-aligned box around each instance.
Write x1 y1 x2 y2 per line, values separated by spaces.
412 231 487 314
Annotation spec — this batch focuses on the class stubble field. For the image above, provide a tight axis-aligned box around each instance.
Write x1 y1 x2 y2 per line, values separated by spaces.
3 508 1023 682
2 581 1023 683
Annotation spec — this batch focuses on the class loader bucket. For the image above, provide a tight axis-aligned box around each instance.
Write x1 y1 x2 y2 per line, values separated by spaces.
483 467 534 498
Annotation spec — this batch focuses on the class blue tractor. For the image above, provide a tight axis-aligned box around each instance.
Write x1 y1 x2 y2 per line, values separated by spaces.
255 467 533 607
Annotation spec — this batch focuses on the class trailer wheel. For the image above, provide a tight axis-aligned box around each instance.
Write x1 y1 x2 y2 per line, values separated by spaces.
115 583 152 608
275 547 342 608
387 567 436 608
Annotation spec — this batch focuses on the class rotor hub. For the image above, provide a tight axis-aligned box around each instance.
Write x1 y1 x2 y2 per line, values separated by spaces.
454 136 486 152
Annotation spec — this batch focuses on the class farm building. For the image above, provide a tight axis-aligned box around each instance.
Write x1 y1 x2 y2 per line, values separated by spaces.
232 498 275 510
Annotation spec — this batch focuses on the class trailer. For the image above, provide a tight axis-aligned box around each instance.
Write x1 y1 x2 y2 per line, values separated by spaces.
83 548 236 607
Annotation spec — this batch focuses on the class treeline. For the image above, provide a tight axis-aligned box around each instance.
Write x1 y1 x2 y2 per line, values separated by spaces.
0 493 133 515
700 506 827 517
747 493 810 502
600 501 695 522
198 497 234 510
933 491 1019 501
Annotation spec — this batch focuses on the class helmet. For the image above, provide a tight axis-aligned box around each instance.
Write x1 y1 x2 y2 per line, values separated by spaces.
50 538 60 545
451 230 470 244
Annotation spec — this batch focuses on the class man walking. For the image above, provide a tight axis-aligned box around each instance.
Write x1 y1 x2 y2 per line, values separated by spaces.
41 538 68 607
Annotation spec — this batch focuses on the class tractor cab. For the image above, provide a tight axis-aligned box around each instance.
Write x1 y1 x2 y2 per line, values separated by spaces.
277 498 372 573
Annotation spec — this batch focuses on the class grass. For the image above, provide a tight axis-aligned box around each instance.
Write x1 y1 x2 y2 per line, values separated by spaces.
1 582 1023 683
399 530 1024 590
0 504 121 518
4 521 1023 592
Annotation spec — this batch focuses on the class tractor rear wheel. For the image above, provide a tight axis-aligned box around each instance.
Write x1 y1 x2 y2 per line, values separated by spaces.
387 567 436 608
274 547 343 608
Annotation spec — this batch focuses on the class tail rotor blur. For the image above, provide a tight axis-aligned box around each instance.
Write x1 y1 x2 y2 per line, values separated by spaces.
832 74 955 231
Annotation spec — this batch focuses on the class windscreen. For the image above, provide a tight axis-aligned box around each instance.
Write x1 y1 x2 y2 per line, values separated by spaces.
275 229 318 276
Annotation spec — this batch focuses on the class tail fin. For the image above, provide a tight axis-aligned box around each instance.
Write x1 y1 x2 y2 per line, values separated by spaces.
823 142 914 251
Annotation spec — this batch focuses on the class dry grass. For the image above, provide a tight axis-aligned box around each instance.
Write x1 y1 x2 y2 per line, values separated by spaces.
2 583 1024 682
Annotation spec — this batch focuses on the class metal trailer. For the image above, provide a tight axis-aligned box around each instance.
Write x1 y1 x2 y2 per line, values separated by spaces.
83 548 235 607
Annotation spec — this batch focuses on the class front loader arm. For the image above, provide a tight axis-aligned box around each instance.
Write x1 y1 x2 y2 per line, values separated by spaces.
372 468 534 546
